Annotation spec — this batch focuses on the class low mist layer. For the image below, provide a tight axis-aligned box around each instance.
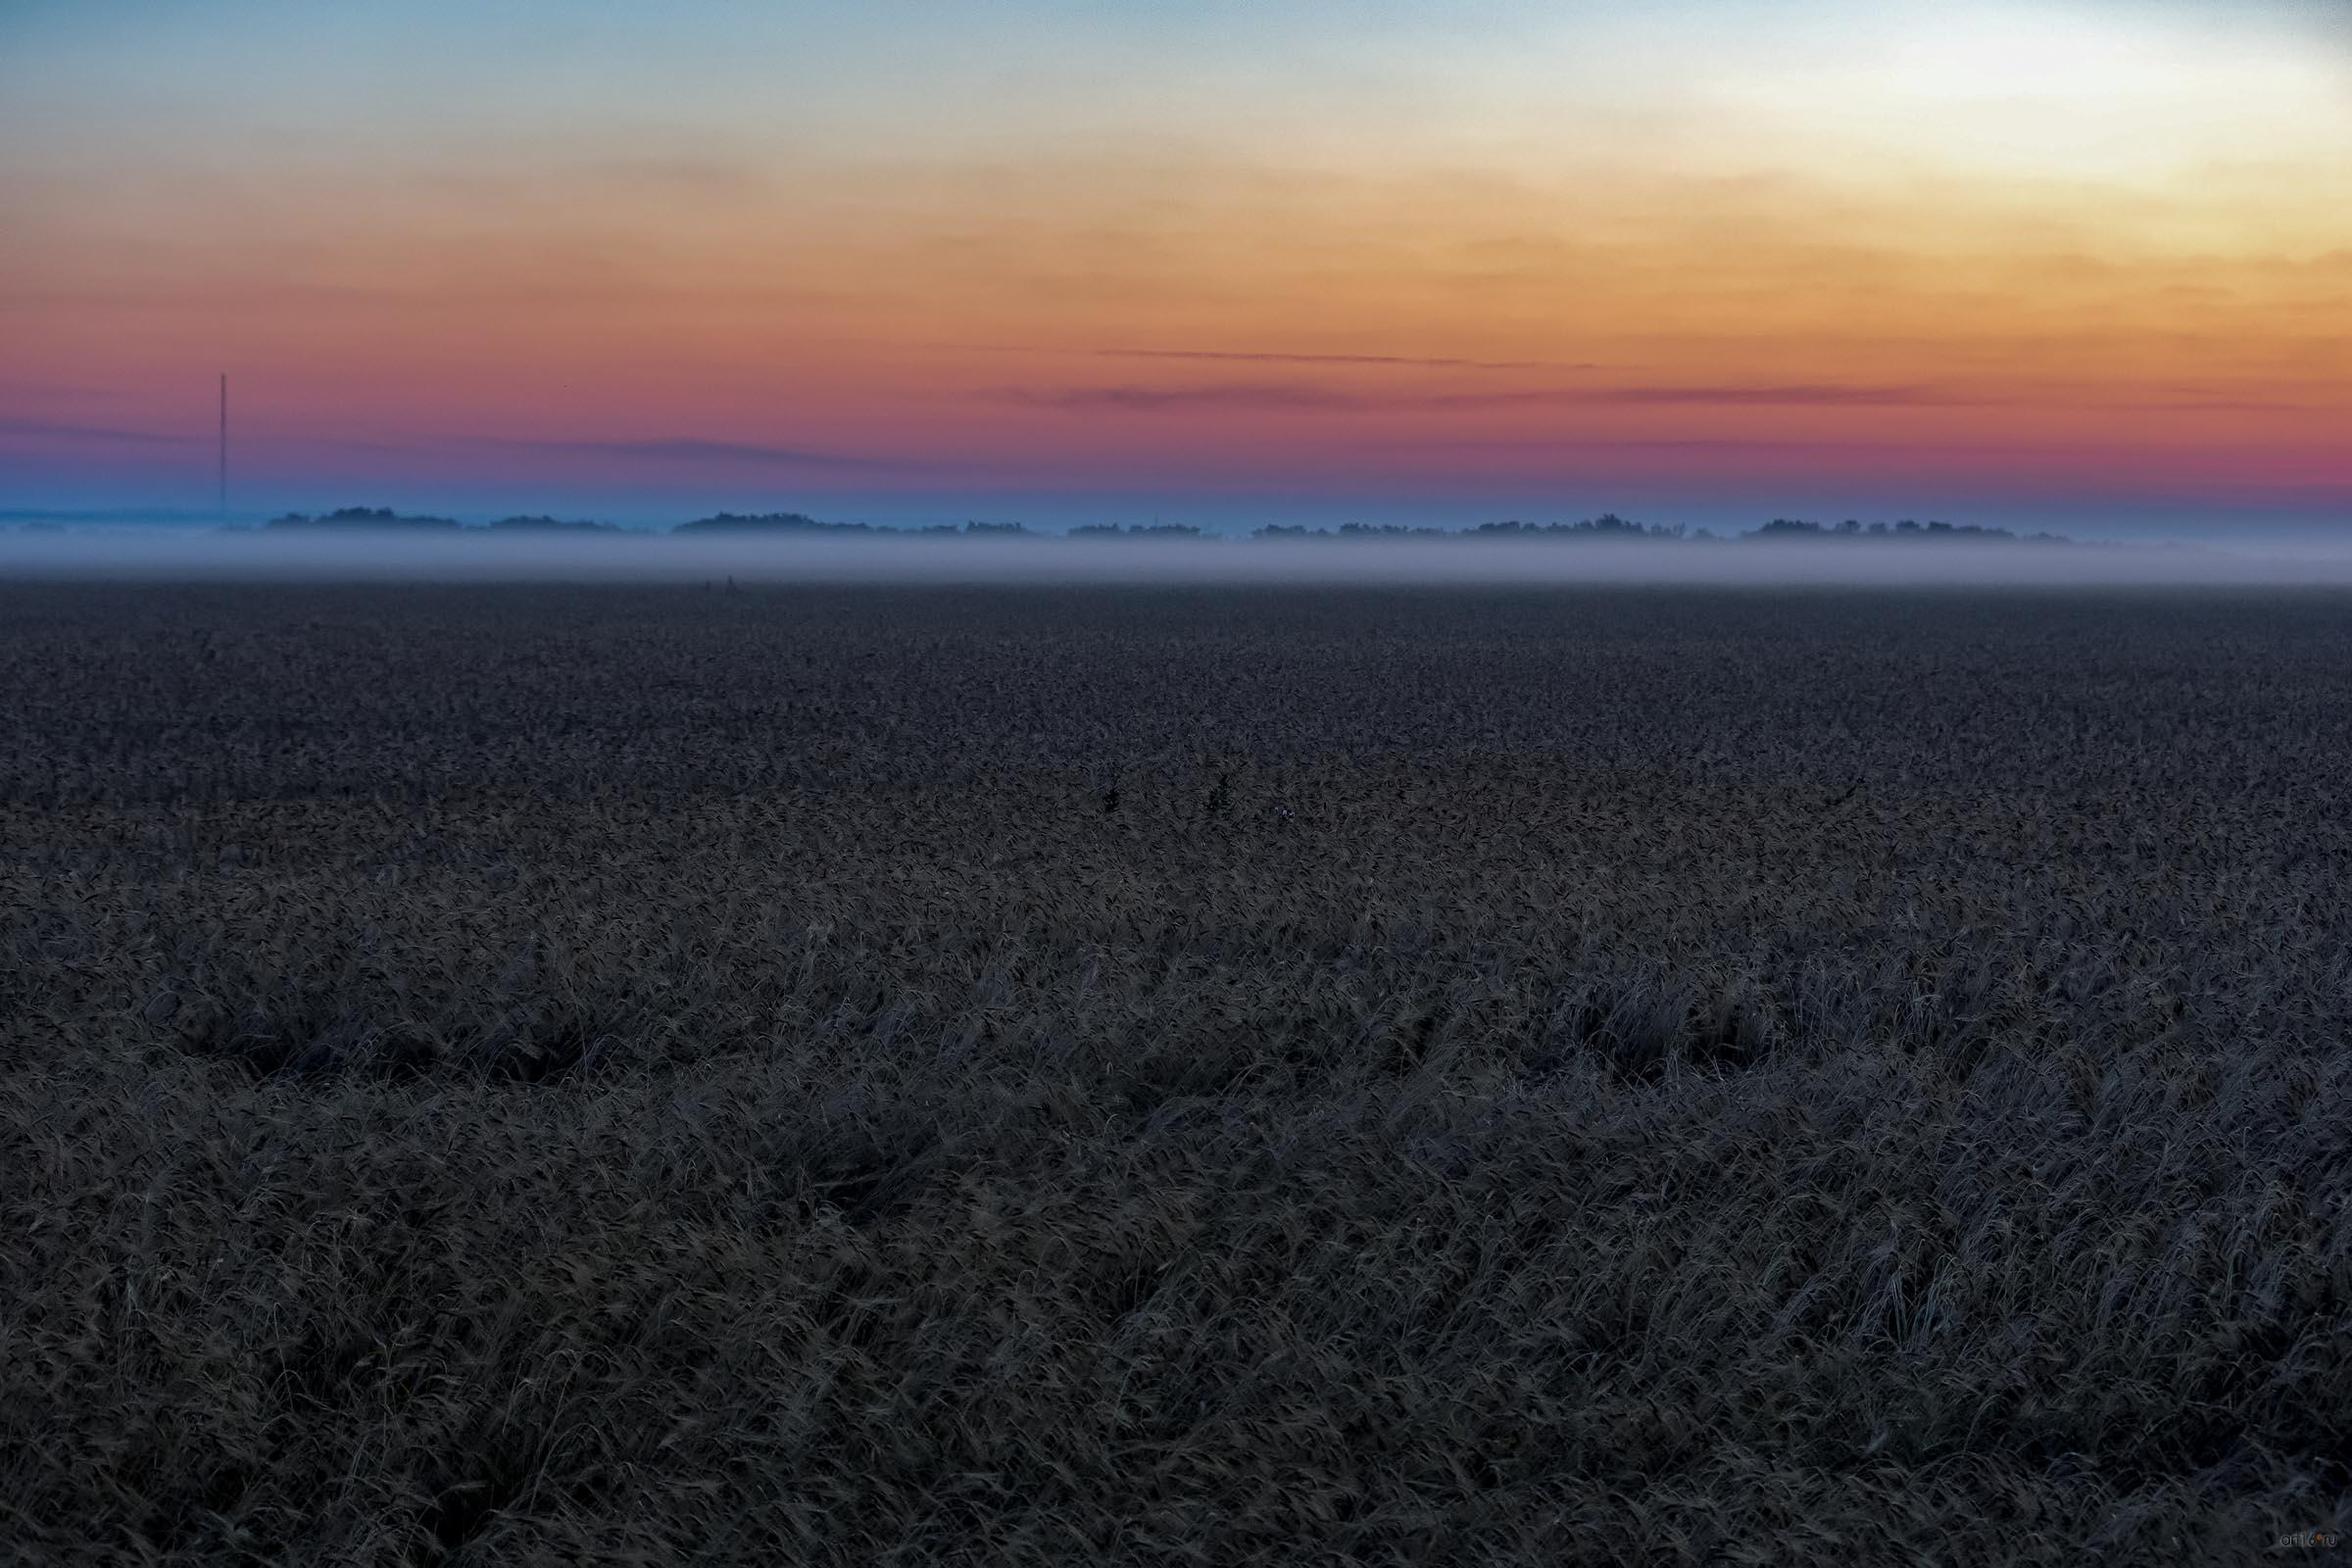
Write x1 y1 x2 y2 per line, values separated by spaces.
4 527 2349 586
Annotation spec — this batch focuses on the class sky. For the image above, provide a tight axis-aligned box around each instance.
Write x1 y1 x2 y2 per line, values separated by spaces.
2 0 2348 533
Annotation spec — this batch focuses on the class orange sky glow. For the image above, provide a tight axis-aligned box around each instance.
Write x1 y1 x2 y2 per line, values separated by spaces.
4 1 2347 530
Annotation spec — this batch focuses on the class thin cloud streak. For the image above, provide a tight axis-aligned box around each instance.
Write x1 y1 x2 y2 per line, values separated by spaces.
0 381 120 402
1624 384 1946 408
486 437 963 473
0 416 191 445
1018 381 1977 414
1019 383 1374 412
1094 348 1578 371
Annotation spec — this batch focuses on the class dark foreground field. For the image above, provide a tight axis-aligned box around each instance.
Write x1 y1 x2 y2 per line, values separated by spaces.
5 583 2350 1564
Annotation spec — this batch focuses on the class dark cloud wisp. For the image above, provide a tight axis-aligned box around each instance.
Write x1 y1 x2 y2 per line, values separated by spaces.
1018 381 1975 414
0 416 192 445
1093 348 1573 371
488 437 960 472
1018 383 1377 412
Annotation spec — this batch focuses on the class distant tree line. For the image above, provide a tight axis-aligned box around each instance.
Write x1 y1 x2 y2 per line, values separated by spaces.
267 508 619 532
1069 523 1206 539
481 514 625 533
254 506 2073 544
670 514 1034 537
1748 517 2068 542
268 507 463 530
1254 514 1684 541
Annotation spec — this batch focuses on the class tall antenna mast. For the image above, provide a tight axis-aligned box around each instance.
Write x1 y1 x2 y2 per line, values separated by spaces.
218 373 228 517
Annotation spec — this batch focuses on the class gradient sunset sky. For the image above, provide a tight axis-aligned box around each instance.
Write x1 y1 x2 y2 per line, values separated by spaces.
4 1 2347 532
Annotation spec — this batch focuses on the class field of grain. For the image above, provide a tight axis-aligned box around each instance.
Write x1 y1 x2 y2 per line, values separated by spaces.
5 582 2349 1564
